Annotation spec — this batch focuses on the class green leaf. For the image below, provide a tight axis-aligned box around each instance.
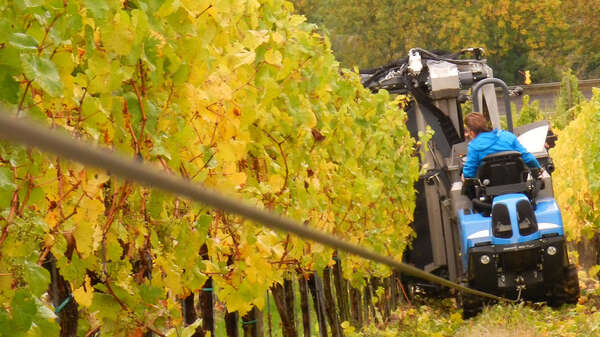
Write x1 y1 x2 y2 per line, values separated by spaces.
0 19 10 44
175 224 202 269
0 66 20 104
21 54 63 97
55 253 87 287
217 284 254 314
84 24 95 56
150 144 172 160
172 62 189 85
0 311 12 336
90 293 121 321
139 284 164 303
196 214 212 238
23 261 51 297
157 0 181 17
0 46 22 69
83 0 110 20
101 11 134 56
49 11 82 44
124 91 142 132
144 99 159 134
5 144 27 167
81 97 109 127
106 237 122 261
183 264 208 291
29 312 60 337
18 183 45 210
148 190 166 219
11 290 37 333
9 33 39 50
0 167 16 193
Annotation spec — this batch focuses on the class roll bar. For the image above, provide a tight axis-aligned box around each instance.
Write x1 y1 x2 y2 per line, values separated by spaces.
472 78 514 132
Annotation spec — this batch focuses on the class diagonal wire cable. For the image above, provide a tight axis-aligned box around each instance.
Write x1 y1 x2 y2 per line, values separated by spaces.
0 112 513 303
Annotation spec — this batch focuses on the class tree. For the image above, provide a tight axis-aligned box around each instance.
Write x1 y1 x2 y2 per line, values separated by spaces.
294 0 454 68
292 0 572 84
560 0 600 78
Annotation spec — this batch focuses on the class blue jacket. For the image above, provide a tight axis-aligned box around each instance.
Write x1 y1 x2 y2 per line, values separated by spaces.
463 129 541 178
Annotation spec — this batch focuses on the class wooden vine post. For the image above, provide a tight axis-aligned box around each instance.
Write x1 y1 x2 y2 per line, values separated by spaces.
242 306 264 337
298 274 311 337
349 286 363 327
308 273 328 337
322 268 342 337
271 282 298 337
332 258 351 324
225 310 240 337
284 278 297 333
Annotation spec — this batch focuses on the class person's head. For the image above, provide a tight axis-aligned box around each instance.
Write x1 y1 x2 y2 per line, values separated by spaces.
464 112 491 139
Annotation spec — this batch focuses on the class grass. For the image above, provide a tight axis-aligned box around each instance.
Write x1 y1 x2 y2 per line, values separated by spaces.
210 272 600 337
345 272 600 337
345 299 600 337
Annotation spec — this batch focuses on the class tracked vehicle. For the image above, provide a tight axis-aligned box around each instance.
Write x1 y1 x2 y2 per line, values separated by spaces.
360 48 579 317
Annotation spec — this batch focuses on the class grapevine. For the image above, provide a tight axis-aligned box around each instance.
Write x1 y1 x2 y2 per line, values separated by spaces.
551 88 600 241
0 0 418 335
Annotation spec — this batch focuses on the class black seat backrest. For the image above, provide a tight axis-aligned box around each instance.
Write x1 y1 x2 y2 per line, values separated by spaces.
516 199 538 235
477 151 528 187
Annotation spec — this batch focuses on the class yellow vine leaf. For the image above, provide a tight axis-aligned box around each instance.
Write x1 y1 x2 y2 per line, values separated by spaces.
45 210 59 229
72 199 103 258
264 49 283 66
268 174 284 191
230 172 247 187
72 275 94 307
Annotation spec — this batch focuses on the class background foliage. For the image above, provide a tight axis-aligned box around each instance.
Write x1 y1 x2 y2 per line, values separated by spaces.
293 0 598 84
0 0 419 335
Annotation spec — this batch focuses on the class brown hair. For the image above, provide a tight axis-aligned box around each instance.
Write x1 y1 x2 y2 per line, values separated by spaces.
464 112 491 135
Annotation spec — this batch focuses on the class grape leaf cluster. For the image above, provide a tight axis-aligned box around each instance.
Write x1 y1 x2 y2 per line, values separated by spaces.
0 0 418 335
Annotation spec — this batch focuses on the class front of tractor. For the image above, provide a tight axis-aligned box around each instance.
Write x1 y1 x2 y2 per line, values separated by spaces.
454 121 580 317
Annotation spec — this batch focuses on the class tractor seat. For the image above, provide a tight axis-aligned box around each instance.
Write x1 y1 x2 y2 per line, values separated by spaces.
476 151 531 197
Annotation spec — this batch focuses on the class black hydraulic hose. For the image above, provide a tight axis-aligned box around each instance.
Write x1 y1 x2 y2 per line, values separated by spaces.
472 78 514 132
0 112 514 303
360 57 408 75
409 48 487 65
361 67 393 88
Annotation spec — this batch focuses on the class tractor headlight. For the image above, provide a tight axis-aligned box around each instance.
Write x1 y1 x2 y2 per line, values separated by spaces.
480 255 491 265
547 246 557 256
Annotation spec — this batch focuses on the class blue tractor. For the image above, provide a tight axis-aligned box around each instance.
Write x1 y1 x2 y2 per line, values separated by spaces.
361 48 579 318
455 122 580 316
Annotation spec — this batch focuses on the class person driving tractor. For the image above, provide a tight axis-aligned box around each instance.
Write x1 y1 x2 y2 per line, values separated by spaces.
462 112 542 178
